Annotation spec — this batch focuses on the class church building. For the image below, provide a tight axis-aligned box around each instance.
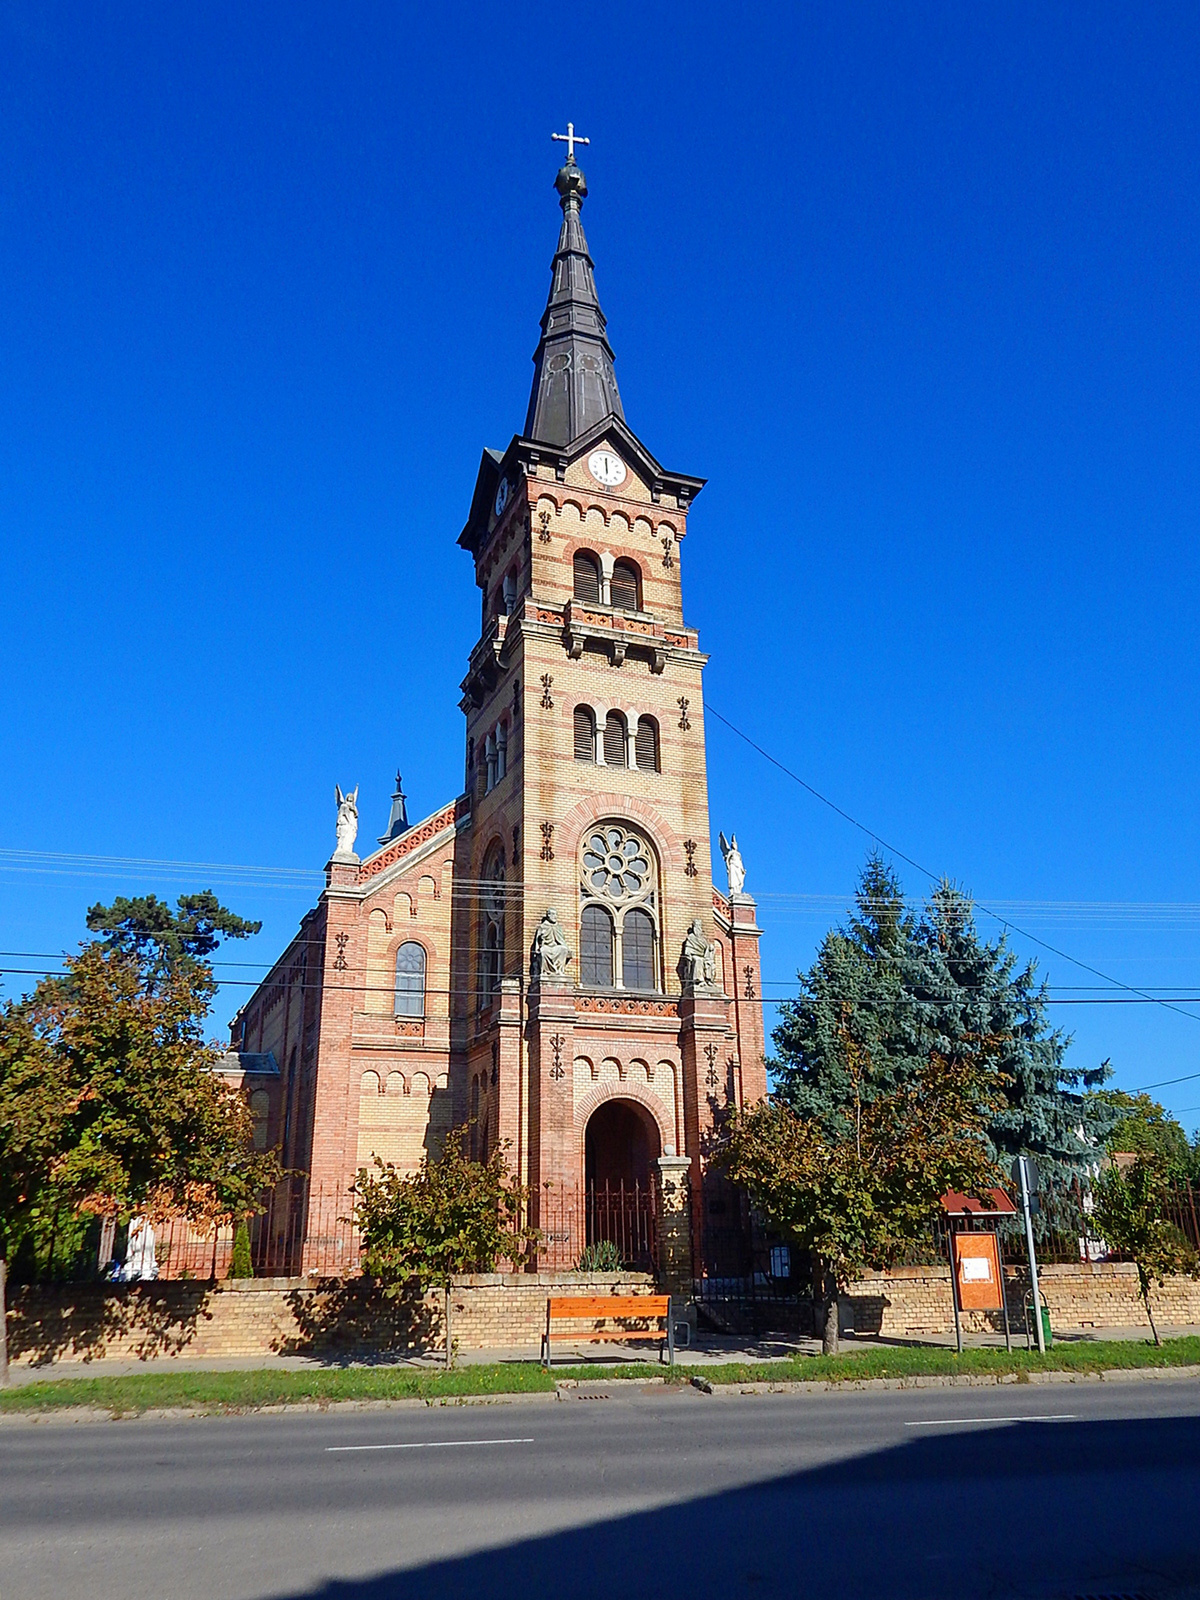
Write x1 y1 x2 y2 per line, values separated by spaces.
229 140 767 1275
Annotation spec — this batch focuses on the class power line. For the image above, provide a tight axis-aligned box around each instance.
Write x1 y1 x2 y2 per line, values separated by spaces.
704 702 1200 1027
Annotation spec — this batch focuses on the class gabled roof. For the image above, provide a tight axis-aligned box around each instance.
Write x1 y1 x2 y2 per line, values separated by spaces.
457 418 705 557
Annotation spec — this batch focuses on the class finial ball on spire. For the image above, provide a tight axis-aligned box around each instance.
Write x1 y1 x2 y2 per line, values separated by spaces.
552 122 589 206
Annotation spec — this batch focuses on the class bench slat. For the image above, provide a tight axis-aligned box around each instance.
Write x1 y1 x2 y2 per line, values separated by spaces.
547 1296 669 1319
547 1330 667 1342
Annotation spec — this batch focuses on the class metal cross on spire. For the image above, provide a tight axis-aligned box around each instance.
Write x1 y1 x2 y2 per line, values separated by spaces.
551 122 589 163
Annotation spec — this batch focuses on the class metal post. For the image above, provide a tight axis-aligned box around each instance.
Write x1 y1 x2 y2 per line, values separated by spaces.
949 1228 963 1355
996 1231 1012 1353
1017 1159 1046 1355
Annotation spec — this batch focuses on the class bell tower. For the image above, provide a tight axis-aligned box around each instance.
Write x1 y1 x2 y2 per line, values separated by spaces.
453 139 766 1261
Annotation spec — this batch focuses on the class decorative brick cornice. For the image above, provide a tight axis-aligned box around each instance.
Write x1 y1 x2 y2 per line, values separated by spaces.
357 801 459 882
576 995 679 1018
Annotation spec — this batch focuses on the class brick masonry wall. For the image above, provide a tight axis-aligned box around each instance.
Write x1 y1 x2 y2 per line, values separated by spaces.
7 1273 660 1366
846 1261 1200 1339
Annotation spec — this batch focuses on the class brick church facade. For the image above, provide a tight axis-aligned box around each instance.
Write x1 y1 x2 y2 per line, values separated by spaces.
229 149 767 1275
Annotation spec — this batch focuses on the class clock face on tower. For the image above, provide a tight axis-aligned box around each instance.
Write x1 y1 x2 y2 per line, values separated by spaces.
493 477 510 518
587 449 627 488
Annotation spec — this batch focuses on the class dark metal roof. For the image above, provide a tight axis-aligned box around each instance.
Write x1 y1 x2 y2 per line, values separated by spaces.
523 160 624 450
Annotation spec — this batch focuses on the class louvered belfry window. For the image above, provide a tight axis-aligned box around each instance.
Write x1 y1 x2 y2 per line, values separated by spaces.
574 705 596 762
580 903 614 987
610 559 640 611
573 551 601 603
635 716 659 772
603 711 627 767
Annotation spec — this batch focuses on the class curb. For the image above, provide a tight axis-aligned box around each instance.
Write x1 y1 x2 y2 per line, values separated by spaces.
2 1362 1198 1424
689 1363 1200 1397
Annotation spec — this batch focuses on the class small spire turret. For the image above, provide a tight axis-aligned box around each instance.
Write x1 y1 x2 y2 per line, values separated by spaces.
378 771 410 845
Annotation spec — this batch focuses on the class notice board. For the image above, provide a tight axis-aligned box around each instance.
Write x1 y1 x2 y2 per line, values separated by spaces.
950 1231 1004 1312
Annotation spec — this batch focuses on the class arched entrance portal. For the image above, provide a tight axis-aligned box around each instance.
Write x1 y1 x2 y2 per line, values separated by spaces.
583 1099 661 1268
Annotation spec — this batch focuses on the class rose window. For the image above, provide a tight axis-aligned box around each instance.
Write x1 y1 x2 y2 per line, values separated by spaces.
583 827 651 902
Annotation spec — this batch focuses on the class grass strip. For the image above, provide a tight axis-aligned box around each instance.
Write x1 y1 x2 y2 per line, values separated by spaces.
686 1335 1200 1387
2 1337 1198 1415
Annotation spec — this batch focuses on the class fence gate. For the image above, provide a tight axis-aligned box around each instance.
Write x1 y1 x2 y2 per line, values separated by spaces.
695 1172 808 1335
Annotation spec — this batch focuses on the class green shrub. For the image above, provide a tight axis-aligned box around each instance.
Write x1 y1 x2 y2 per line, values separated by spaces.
575 1239 623 1273
228 1219 253 1279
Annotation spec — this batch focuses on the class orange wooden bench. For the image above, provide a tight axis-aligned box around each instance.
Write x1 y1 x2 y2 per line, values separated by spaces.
542 1294 675 1369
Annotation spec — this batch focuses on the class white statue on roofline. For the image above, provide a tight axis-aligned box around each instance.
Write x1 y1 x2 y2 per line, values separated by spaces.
334 785 359 857
719 832 745 895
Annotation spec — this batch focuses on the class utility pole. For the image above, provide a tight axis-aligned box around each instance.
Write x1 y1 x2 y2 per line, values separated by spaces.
1014 1157 1046 1355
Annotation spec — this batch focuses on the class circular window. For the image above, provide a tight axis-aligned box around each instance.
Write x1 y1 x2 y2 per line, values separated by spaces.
582 826 652 901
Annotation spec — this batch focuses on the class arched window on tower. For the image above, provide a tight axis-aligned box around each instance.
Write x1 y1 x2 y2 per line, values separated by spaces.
478 844 506 1000
496 720 508 781
502 568 518 614
610 559 641 611
580 903 614 987
394 941 426 1018
580 823 659 993
485 731 497 792
573 550 601 603
634 715 660 773
574 705 596 762
603 711 628 767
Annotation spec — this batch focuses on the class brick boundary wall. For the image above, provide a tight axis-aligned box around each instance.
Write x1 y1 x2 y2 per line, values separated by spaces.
846 1261 1200 1340
10 1263 1200 1368
6 1273 659 1368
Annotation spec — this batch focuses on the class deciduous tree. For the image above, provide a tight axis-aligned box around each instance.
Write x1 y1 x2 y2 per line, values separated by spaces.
717 1022 1003 1354
1091 1157 1199 1345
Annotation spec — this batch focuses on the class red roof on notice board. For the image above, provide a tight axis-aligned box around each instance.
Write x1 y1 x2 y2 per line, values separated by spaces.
940 1188 1018 1217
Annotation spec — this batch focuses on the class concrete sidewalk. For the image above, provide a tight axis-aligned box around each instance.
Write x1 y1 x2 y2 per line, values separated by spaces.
6 1321 1198 1387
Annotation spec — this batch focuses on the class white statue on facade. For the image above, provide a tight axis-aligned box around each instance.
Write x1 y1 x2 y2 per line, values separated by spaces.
531 908 572 978
719 832 745 895
334 785 359 856
678 917 717 990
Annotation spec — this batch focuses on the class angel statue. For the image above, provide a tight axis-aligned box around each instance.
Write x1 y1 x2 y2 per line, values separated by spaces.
334 784 359 856
677 917 717 990
531 908 572 979
719 832 746 895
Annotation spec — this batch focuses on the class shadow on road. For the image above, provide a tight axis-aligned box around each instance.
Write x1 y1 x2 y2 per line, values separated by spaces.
258 1411 1200 1600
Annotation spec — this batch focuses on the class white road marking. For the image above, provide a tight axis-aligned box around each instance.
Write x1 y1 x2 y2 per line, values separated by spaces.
326 1437 535 1453
905 1414 1076 1427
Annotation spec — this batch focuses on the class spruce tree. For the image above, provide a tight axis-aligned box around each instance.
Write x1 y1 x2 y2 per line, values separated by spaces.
771 857 1115 1180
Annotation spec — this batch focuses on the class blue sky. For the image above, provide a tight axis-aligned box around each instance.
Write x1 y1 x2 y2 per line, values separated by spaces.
3 2 1200 1131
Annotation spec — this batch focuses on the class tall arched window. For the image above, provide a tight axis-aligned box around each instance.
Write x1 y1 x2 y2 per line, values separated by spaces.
496 720 508 781
580 823 659 992
621 908 656 990
574 705 596 762
580 903 614 987
611 559 641 611
634 715 660 773
394 941 426 1017
485 731 497 792
501 568 518 613
249 1089 271 1151
478 844 506 999
573 550 601 603
603 711 628 767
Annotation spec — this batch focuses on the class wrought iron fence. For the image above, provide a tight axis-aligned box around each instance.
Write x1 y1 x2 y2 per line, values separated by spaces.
694 1172 810 1334
533 1182 657 1274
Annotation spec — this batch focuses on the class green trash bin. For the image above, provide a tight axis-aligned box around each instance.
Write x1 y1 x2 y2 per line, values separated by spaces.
1040 1305 1053 1348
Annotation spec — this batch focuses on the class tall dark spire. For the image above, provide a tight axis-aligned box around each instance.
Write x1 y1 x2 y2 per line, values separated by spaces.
523 156 625 449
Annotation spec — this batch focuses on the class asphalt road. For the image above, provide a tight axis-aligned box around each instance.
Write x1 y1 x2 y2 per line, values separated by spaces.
3 1378 1200 1600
